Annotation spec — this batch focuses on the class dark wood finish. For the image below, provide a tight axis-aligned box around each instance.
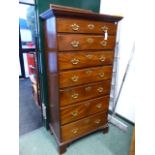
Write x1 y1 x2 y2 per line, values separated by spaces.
43 17 61 140
40 4 123 22
57 34 116 51
61 111 108 141
59 66 112 88
60 81 111 106
59 143 67 154
58 51 114 70
57 18 117 35
60 96 109 125
49 121 109 154
50 4 93 13
103 126 109 134
40 4 122 154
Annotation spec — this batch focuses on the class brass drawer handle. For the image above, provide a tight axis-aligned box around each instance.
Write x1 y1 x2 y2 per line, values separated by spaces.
71 75 79 82
71 128 78 134
99 56 106 62
71 93 79 99
87 38 94 44
85 86 92 91
101 26 108 32
95 119 101 124
71 23 79 31
71 40 79 48
98 72 104 78
71 58 80 65
97 87 103 93
71 111 78 117
96 103 102 109
88 24 95 29
100 40 107 46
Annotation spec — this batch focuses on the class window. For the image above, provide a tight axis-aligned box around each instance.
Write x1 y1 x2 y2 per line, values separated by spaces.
19 4 36 49
19 0 37 78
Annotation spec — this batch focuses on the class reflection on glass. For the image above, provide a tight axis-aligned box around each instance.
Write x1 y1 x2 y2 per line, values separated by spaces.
23 53 37 78
19 4 36 49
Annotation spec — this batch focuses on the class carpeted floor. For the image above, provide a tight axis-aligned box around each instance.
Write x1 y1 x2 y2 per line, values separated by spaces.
19 79 43 136
19 119 133 155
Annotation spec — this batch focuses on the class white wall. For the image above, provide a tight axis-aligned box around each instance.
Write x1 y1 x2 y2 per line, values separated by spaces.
100 0 135 122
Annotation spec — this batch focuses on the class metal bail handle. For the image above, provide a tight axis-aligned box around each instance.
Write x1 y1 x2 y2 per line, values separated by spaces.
71 58 80 65
71 23 79 31
71 40 79 48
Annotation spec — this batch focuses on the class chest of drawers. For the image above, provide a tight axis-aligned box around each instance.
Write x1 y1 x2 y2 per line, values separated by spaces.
40 4 122 154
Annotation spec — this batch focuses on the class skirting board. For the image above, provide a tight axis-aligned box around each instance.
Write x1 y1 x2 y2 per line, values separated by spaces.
108 114 128 132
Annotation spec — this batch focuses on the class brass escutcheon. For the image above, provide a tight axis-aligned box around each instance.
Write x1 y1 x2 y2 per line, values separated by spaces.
85 54 93 59
87 38 94 44
85 69 92 75
85 86 92 91
88 24 95 29
100 40 107 46
84 102 90 106
71 75 79 82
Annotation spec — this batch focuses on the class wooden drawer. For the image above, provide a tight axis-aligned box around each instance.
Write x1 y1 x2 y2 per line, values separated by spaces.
59 66 112 88
60 81 111 106
58 51 114 70
61 111 108 141
57 34 116 51
60 96 109 125
57 18 117 35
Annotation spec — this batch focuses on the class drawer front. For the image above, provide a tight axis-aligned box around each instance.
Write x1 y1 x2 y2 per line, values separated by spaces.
60 96 109 125
59 66 112 88
57 35 116 51
61 112 108 141
57 18 117 35
58 51 114 70
60 81 111 106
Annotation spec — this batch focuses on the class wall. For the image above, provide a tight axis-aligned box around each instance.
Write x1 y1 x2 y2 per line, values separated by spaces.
36 0 100 14
100 0 135 123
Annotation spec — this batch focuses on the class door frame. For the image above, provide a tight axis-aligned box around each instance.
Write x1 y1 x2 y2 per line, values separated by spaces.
19 0 47 128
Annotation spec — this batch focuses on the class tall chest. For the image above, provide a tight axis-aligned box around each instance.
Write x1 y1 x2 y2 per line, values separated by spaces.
40 4 122 154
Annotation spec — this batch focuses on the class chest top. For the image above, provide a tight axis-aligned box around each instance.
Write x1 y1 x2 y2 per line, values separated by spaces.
40 4 123 23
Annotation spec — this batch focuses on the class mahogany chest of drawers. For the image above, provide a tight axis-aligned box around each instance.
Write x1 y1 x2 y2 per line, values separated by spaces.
40 4 122 154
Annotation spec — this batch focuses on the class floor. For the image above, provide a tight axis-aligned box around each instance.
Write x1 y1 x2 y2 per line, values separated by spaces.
19 78 43 136
19 118 133 155
19 79 133 155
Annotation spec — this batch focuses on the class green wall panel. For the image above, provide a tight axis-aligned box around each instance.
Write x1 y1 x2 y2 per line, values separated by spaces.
35 0 101 129
37 0 100 14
